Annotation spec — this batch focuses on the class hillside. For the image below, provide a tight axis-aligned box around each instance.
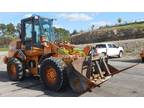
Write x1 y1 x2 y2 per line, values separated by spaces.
71 22 144 44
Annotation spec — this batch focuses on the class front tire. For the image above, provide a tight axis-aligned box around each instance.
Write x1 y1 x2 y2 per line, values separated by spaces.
40 57 67 91
7 58 24 81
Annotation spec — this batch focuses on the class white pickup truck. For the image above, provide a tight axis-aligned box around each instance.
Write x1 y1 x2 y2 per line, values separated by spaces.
95 43 124 58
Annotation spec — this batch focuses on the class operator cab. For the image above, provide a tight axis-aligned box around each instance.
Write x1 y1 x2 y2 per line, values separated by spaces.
20 15 55 49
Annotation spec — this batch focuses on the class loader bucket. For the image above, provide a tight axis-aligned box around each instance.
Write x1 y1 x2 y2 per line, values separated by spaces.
66 64 95 93
66 56 119 93
66 57 95 93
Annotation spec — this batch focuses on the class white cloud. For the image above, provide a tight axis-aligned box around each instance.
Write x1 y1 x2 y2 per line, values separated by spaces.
59 13 93 21
23 13 33 18
53 24 63 28
91 21 112 27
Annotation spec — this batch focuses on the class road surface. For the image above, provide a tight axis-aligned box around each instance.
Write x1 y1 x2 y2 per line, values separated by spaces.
0 52 144 97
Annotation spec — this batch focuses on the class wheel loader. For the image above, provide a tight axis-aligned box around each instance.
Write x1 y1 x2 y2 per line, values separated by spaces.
3 15 119 93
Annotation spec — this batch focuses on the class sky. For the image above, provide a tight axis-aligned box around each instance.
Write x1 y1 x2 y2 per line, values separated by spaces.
0 12 144 33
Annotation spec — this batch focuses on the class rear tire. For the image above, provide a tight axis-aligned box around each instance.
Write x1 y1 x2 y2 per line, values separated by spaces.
40 57 67 91
7 58 24 81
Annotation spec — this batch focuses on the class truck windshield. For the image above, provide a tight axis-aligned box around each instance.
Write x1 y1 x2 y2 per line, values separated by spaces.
40 18 55 42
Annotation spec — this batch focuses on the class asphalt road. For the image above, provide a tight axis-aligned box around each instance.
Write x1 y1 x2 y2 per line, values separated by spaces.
0 52 144 97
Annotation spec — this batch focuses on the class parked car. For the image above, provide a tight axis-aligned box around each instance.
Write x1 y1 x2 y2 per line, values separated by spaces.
95 43 124 58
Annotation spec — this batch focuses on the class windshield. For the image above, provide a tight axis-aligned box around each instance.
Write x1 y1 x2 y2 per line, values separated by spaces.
40 18 55 42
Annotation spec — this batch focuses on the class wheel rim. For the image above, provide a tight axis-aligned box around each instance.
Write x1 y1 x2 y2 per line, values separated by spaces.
45 67 57 85
10 64 17 78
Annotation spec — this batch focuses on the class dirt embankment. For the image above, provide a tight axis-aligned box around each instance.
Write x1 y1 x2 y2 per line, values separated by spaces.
71 23 144 56
71 27 144 44
113 38 144 56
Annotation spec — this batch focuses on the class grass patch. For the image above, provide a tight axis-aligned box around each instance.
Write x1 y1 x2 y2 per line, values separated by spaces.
0 47 8 51
103 23 144 31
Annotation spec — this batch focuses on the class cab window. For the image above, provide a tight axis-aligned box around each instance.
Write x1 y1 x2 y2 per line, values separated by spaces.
108 44 113 48
34 20 41 44
25 21 32 41
96 44 106 48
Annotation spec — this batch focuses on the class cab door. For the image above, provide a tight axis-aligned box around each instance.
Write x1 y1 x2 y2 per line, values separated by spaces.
33 19 42 48
21 18 43 55
23 19 33 50
21 18 42 76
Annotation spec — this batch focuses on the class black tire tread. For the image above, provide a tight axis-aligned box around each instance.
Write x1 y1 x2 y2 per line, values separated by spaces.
40 57 67 91
7 57 24 81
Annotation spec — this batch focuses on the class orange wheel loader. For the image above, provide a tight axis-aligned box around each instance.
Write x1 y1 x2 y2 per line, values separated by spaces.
3 15 119 93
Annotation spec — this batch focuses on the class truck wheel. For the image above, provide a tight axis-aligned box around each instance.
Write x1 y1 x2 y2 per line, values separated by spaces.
40 57 67 91
118 51 123 58
7 58 24 81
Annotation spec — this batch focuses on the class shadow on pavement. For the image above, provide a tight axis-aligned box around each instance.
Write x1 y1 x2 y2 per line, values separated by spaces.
0 70 81 97
109 57 141 63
